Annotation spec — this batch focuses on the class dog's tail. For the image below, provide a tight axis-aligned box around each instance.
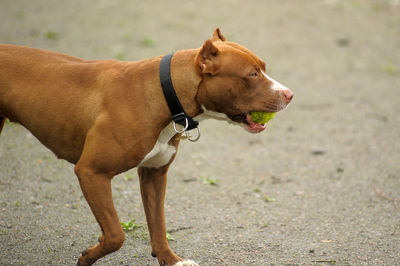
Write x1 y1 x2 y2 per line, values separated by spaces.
0 117 5 135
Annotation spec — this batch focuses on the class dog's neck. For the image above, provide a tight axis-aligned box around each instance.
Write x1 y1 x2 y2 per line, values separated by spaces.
168 49 203 119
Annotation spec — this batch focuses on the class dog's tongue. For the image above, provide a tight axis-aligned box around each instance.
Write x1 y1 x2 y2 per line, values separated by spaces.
244 114 266 133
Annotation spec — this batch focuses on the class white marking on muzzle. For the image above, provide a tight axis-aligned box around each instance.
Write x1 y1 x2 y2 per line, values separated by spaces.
262 71 290 92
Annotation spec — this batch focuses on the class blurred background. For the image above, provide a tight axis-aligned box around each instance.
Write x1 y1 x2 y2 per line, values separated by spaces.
1 0 399 265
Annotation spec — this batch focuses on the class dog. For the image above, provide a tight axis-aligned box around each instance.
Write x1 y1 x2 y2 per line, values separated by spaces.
0 28 293 265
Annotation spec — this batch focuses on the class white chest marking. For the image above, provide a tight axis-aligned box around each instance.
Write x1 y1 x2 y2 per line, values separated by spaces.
196 107 229 121
138 123 177 168
196 106 238 124
172 260 199 266
196 106 242 127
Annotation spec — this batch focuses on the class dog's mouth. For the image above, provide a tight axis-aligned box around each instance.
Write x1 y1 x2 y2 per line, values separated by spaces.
243 113 267 133
230 113 267 134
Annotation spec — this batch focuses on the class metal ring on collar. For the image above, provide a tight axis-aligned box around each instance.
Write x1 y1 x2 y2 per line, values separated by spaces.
186 127 201 142
173 118 189 133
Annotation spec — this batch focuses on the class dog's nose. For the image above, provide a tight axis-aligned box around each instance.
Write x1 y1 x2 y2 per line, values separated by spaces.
281 89 293 103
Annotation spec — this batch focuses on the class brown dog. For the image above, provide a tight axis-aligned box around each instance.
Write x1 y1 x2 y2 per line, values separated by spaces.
0 28 293 265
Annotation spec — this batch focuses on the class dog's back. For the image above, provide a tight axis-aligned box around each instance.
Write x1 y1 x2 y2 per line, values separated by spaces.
0 44 161 163
0 45 100 161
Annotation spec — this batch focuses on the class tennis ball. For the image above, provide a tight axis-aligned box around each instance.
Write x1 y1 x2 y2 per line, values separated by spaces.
250 112 275 124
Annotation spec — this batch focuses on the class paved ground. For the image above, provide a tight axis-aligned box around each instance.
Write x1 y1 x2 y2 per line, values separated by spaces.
1 0 399 265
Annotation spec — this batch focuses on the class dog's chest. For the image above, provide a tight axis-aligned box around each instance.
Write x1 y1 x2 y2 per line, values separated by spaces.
138 123 177 168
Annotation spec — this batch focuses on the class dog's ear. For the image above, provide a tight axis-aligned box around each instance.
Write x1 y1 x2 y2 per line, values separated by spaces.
198 39 220 75
211 28 226 42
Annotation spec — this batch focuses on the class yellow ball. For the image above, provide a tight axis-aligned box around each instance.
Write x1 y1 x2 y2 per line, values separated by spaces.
250 112 275 124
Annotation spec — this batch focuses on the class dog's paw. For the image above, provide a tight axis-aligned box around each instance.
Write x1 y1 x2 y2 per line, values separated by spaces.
172 260 199 266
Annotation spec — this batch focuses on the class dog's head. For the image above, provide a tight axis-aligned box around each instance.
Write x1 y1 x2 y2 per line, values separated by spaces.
196 28 293 133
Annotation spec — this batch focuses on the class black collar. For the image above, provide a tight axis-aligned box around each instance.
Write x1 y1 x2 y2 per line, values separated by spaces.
159 53 199 132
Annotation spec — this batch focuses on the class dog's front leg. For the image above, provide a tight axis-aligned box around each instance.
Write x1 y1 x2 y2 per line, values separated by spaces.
74 165 124 266
138 166 182 266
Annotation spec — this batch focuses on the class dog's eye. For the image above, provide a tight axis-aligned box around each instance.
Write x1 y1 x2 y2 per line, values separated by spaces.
248 72 258 78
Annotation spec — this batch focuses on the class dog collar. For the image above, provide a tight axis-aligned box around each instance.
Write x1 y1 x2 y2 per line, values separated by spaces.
159 53 200 141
